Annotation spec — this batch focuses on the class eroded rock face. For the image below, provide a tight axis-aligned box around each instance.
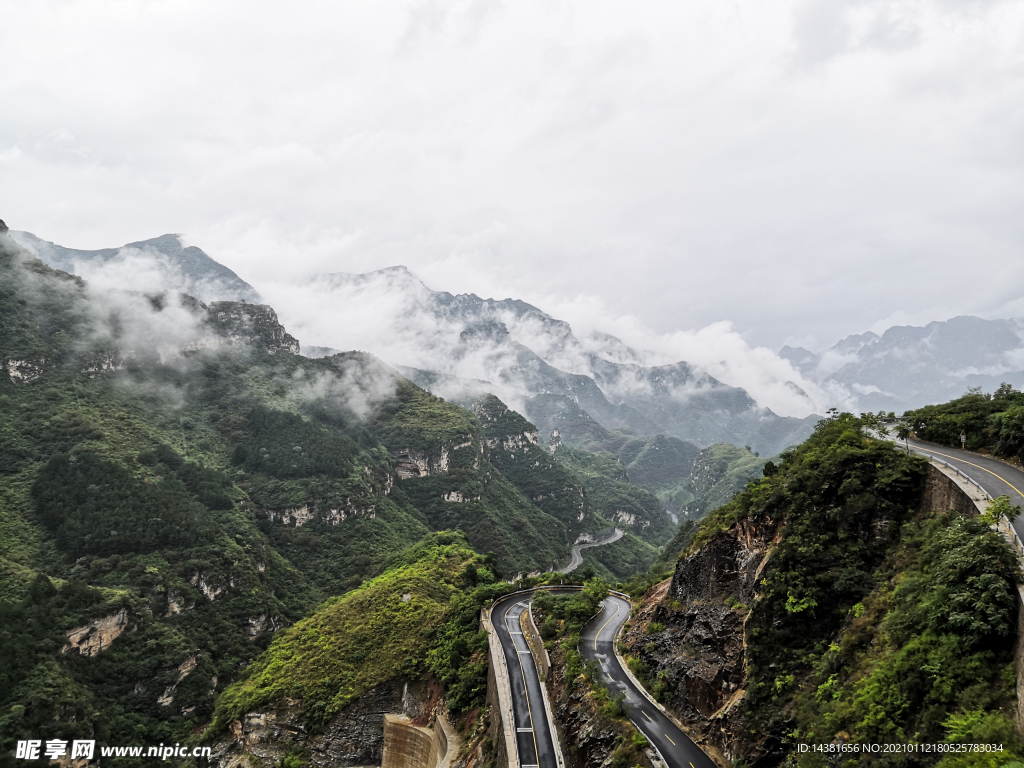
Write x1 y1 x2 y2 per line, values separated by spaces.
4 357 49 384
211 679 434 768
441 491 481 503
265 500 379 527
190 572 225 601
622 515 782 764
390 438 477 479
243 613 285 639
62 608 130 657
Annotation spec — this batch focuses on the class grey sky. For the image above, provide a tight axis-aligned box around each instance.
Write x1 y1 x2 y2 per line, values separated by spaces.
2 0 1023 358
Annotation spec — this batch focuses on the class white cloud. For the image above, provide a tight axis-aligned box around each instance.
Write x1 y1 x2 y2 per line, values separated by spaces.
1 0 1022 362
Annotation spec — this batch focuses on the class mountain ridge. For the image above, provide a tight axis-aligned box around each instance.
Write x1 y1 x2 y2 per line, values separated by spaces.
11 230 261 304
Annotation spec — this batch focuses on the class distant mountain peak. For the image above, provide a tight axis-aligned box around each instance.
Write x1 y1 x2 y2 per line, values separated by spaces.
311 264 432 295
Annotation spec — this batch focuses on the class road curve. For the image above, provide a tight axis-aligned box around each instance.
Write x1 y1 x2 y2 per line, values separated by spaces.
903 438 1024 541
491 592 560 768
579 595 716 768
559 528 625 574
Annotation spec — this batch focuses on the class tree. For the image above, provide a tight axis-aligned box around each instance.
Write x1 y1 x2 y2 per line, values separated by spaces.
994 382 1020 401
894 423 912 454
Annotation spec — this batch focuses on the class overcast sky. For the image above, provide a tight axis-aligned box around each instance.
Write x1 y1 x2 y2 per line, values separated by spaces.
3 0 1023 354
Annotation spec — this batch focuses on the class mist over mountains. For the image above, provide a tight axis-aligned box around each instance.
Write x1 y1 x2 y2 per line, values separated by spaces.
16 225 1024 447
286 265 819 457
781 316 1024 414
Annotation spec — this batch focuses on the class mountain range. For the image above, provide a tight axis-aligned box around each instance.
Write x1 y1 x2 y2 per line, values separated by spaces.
298 266 819 458
3 220 1020 768
781 315 1024 414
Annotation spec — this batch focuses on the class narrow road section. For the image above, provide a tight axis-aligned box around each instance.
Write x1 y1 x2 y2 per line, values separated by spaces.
579 595 716 768
491 592 560 768
559 528 624 574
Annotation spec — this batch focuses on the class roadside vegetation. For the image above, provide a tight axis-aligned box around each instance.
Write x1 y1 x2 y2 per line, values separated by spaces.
904 383 1024 460
620 410 1024 766
532 581 654 768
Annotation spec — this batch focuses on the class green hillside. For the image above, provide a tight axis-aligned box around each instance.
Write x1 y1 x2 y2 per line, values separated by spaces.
684 442 766 518
473 394 593 535
554 445 674 546
208 531 506 733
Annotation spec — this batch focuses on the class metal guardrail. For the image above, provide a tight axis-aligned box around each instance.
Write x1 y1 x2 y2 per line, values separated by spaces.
927 455 993 500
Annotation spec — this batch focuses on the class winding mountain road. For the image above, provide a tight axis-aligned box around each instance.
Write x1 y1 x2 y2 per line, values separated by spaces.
580 595 717 768
559 528 624 574
491 592 560 768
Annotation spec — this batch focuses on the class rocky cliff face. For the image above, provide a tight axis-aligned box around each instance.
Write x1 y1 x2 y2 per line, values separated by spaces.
545 644 657 768
390 439 479 480
620 513 782 763
207 301 300 355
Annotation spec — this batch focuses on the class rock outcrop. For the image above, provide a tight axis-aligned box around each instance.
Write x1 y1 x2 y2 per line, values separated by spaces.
62 608 131 657
207 302 300 355
391 438 478 480
3 357 49 384
620 514 782 763
210 679 438 768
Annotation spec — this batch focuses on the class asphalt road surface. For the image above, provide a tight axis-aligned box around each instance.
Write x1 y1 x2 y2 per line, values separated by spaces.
559 528 624 574
579 595 717 768
491 592 559 768
903 437 1024 540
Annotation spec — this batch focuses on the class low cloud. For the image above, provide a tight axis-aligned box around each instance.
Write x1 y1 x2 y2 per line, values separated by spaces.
259 265 844 418
284 360 399 422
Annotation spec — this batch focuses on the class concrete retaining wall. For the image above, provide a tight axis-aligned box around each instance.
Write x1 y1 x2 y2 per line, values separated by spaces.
520 603 549 679
919 461 986 518
381 710 456 768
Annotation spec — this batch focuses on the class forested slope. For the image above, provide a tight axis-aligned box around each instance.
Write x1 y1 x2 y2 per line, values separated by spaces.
0 232 667 762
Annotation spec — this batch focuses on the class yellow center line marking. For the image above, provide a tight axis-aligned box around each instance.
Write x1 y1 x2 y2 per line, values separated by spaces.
914 445 1024 498
691 763 696 768
594 600 620 651
665 734 676 746
641 710 653 721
